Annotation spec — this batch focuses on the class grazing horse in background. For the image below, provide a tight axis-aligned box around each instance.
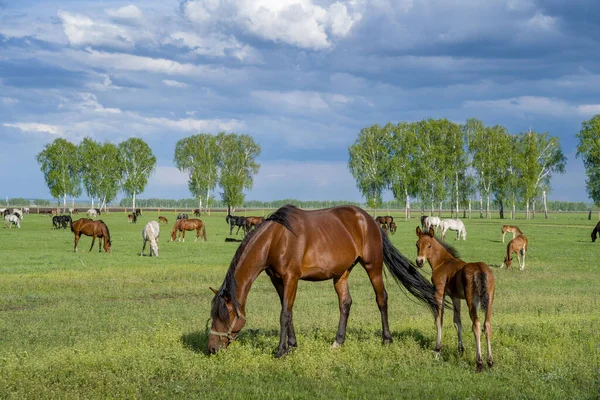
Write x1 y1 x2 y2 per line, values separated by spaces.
171 218 206 242
415 227 495 372
440 218 467 241
388 221 397 234
193 208 201 217
69 208 79 215
158 216 168 224
52 215 71 229
4 214 20 229
420 215 428 230
128 213 137 223
208 205 439 357
135 208 142 217
71 218 111 253
141 221 160 257
87 209 98 218
502 235 528 270
23 207 30 214
245 216 264 233
177 213 188 221
592 221 600 242
375 215 393 231
226 215 247 236
501 225 523 243
425 216 441 231
12 209 23 220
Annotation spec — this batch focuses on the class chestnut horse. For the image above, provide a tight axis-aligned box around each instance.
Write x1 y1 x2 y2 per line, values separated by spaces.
591 221 600 242
71 218 111 253
208 205 439 357
158 216 168 224
415 227 495 372
245 216 264 232
170 218 206 242
501 225 523 243
502 235 528 270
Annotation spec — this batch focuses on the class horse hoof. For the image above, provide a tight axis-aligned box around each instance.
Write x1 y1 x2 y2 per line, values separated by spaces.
331 341 342 349
382 337 393 345
487 361 494 369
476 363 483 373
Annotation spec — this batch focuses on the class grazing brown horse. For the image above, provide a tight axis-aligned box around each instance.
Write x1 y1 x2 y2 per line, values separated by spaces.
501 225 523 243
208 205 438 357
388 221 397 234
170 218 206 242
245 216 264 232
415 227 495 372
158 216 168 224
127 213 137 223
71 218 111 253
591 221 600 242
502 235 528 270
193 208 201 217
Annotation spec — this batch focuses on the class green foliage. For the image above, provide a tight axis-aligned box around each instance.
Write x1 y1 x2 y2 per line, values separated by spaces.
217 132 261 209
348 124 390 210
78 138 121 207
174 134 219 209
577 114 600 206
118 138 157 209
0 212 598 398
36 138 80 207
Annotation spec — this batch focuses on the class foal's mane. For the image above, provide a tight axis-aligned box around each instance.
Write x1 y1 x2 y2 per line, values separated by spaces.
436 236 460 259
211 204 300 323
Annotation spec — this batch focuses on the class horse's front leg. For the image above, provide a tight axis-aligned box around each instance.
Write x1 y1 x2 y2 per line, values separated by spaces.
266 270 297 349
276 276 299 358
98 237 103 252
89 236 96 252
434 290 445 353
141 239 146 256
195 228 199 242
452 297 464 354
181 230 185 242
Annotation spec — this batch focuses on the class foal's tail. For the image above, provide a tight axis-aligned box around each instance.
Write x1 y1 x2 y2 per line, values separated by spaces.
474 271 491 312
380 229 441 315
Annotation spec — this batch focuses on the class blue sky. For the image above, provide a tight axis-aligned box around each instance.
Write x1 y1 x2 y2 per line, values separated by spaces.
0 0 597 203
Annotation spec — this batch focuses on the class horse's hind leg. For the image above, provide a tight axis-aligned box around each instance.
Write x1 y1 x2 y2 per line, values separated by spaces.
452 297 464 354
466 294 483 372
363 263 393 344
484 283 494 368
332 271 353 348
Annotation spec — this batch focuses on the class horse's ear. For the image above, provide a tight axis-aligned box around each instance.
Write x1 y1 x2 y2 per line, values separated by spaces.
416 226 422 236
428 227 435 237
209 287 218 295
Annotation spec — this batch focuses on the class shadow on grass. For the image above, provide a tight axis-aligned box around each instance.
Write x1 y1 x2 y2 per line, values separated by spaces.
393 328 434 349
181 331 209 354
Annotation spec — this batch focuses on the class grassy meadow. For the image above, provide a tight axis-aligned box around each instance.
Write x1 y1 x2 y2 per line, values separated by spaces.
0 209 599 399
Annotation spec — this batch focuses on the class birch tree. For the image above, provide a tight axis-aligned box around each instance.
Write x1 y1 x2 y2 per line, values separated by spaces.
389 122 418 220
174 134 219 213
118 138 156 211
576 114 600 206
348 124 390 216
36 138 80 212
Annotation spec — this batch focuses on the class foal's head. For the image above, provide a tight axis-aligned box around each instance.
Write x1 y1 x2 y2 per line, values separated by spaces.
415 226 436 268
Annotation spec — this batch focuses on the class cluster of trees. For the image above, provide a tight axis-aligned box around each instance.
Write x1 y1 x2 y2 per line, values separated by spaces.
173 133 261 212
36 138 156 212
348 118 567 219
577 115 600 206
36 132 261 213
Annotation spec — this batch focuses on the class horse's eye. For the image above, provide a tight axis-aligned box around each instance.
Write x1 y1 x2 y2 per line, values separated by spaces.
428 244 432 248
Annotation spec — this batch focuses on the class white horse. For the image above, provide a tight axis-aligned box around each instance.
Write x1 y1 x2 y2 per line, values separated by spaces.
141 221 160 257
87 208 98 218
12 209 23 220
5 214 20 229
440 218 467 240
425 216 441 231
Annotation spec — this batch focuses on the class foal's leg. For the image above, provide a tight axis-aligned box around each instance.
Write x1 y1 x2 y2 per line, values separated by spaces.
452 297 464 354
266 270 297 349
276 276 299 358
364 263 393 344
484 284 494 368
520 250 525 271
332 271 353 348
434 289 445 353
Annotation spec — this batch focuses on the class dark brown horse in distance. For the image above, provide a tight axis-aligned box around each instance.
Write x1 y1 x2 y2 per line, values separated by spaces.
208 205 438 357
71 218 111 253
158 216 168 224
591 221 600 242
170 218 207 242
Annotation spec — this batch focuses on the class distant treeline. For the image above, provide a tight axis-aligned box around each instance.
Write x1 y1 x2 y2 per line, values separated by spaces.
2 197 594 212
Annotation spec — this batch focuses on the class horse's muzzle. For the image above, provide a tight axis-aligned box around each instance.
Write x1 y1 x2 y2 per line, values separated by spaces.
416 258 424 268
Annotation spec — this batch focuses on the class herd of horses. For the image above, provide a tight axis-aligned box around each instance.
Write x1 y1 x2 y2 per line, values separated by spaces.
5 203 600 372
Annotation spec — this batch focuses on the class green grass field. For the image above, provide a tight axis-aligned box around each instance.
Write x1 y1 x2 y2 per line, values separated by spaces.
1 210 599 399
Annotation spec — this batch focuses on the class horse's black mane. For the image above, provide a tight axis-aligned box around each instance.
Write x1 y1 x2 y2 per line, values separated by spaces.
211 204 300 323
436 237 460 258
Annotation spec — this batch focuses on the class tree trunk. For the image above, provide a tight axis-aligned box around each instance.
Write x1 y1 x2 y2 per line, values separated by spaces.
205 192 211 215
63 194 67 214
526 200 530 220
486 193 490 219
405 192 410 221
479 196 483 218
101 197 107 213
468 199 471 219
512 201 515 220
132 192 136 211
455 172 459 218
543 189 549 219
91 197 95 208
439 200 443 218
499 200 504 219
532 199 536 219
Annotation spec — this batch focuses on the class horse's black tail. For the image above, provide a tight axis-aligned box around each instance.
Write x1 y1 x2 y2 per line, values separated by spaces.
475 272 490 312
380 229 440 316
